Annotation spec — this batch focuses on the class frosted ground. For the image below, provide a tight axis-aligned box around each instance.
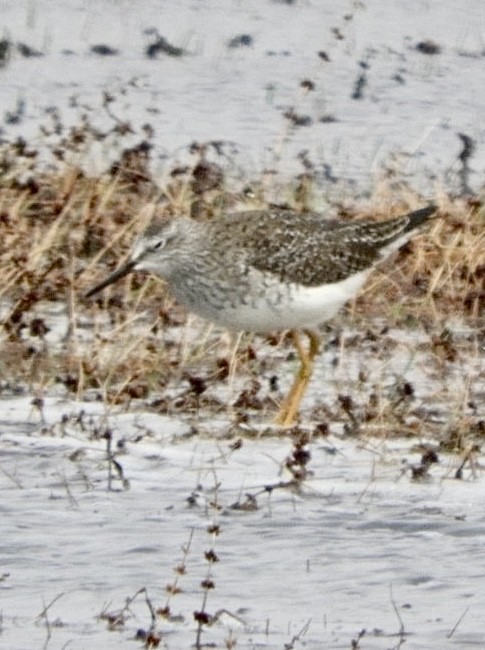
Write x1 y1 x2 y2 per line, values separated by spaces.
0 1 484 649
1 0 484 194
2 394 485 649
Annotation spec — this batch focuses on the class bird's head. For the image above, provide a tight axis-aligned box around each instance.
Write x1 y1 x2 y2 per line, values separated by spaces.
84 218 189 298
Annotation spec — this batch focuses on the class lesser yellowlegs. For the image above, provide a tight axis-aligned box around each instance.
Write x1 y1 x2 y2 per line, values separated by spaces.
85 205 437 425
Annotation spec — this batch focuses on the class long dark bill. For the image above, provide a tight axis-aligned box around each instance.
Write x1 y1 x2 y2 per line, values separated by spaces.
84 259 137 298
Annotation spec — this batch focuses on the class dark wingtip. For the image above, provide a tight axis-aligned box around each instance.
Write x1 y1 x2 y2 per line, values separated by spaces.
405 205 439 230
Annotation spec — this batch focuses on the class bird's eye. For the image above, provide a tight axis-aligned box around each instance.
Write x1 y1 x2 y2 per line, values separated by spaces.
152 240 164 251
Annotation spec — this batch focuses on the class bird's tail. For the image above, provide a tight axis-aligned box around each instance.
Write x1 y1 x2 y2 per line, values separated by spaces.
402 205 439 233
373 205 438 259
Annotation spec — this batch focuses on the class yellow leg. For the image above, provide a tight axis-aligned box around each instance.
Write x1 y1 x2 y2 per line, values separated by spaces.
274 329 320 427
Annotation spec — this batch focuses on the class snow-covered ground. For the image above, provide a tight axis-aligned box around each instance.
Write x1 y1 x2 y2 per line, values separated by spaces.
1 2 485 648
1 395 484 649
1 0 484 194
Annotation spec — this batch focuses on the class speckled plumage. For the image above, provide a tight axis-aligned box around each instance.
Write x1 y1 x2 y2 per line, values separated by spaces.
86 205 437 333
86 204 437 425
208 207 434 287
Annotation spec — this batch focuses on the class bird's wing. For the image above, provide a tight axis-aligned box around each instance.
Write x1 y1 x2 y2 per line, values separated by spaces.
229 211 381 287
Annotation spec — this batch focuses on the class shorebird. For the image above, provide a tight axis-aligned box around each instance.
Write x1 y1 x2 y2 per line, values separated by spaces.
85 205 437 425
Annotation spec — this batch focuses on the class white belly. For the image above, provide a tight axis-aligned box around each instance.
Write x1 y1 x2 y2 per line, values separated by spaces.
203 270 370 333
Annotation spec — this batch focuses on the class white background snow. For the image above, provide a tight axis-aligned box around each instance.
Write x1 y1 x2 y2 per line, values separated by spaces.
1 1 484 648
1 0 484 194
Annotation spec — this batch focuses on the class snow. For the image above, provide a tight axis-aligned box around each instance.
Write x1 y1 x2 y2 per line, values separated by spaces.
0 0 484 194
1 2 485 648
1 394 484 649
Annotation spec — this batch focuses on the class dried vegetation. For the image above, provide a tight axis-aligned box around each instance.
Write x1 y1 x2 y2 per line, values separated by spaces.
0 124 483 446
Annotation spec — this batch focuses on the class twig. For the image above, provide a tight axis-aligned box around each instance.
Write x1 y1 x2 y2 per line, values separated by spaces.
162 527 195 615
389 585 407 649
36 591 66 650
446 606 470 639
0 463 24 488
194 473 222 649
284 618 311 649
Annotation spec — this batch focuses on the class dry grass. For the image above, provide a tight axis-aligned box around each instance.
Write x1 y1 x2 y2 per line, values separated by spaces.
0 136 483 442
357 198 484 326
